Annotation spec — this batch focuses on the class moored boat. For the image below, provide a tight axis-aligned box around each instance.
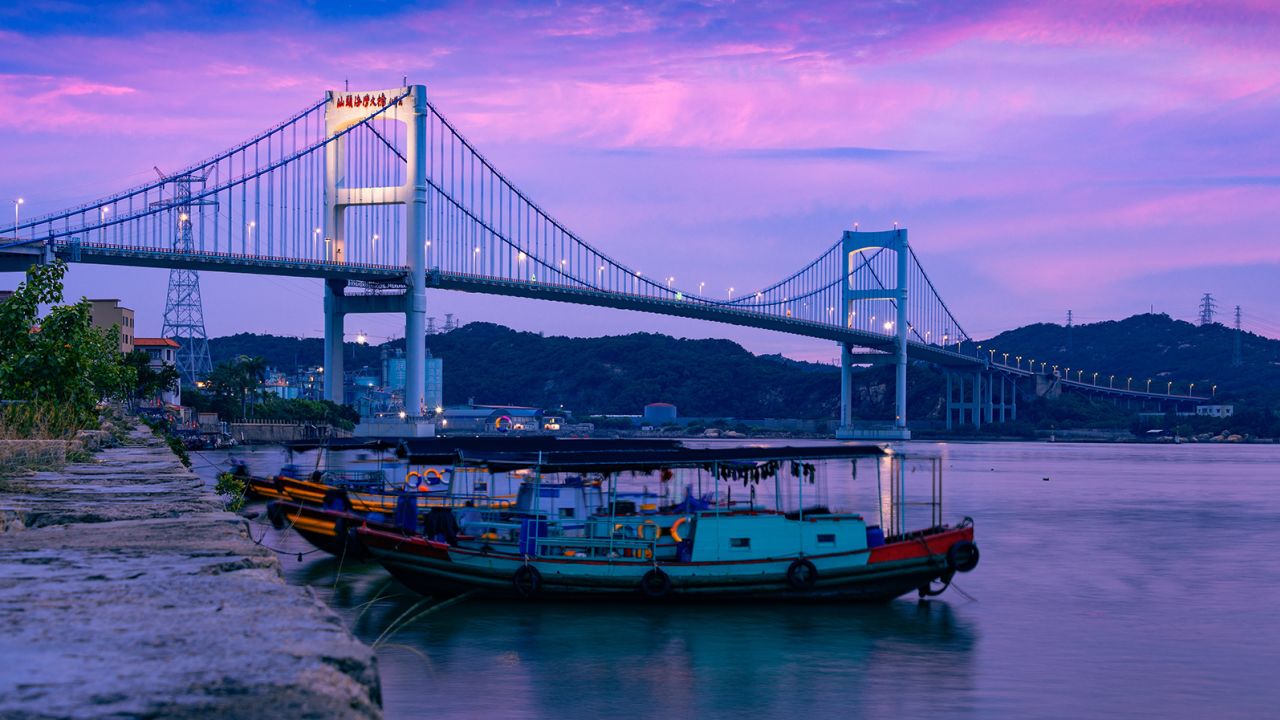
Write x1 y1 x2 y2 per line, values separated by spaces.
357 444 979 602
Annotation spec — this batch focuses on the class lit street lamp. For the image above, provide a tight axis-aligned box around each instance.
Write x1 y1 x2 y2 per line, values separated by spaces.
728 287 734 300
1076 370 1083 382
1092 371 1099 385
1146 378 1152 393
1212 384 1217 397
699 281 705 295
1167 381 1173 395
12 197 22 231
1109 374 1114 388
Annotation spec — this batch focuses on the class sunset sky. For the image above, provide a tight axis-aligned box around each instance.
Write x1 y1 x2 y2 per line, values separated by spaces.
2 1 1278 360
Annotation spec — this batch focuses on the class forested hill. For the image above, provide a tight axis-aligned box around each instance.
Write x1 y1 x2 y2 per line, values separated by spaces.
980 313 1280 408
209 324 843 418
208 313 1280 419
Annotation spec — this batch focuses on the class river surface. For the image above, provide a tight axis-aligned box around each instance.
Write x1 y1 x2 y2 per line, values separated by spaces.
192 441 1280 719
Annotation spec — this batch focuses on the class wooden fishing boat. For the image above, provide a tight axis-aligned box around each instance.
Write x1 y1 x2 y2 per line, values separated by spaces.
262 438 667 556
356 444 980 602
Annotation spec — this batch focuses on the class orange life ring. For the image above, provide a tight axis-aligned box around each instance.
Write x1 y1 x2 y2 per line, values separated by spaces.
670 516 691 543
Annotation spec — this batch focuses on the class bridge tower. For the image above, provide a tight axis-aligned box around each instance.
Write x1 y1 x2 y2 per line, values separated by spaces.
836 229 910 440
322 84 429 412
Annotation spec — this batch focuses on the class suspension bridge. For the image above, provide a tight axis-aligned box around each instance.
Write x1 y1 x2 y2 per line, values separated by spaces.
0 84 1207 439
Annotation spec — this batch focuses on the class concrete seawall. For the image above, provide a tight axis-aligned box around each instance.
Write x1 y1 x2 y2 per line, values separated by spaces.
0 422 381 718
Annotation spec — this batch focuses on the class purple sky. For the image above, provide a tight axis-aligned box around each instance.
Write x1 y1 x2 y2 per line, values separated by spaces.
3 1 1279 361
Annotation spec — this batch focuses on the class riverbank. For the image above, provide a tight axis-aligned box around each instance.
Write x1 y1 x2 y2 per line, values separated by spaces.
0 420 381 718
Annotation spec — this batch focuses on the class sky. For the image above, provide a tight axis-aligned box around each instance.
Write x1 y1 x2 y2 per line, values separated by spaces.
2 0 1279 362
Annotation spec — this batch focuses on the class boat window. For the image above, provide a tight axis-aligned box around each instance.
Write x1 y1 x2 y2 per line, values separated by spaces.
817 533 836 545
559 508 575 518
730 538 751 549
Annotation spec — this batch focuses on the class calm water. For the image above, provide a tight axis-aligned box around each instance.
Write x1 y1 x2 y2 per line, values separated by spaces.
193 441 1280 719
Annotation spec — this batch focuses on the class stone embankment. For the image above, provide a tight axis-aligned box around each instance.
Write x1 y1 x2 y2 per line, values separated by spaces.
0 422 381 718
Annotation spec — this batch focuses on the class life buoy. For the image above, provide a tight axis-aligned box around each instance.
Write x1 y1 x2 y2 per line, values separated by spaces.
640 568 672 598
513 565 542 599
423 468 444 485
947 541 980 573
786 558 818 590
639 519 659 541
404 471 422 492
669 517 691 543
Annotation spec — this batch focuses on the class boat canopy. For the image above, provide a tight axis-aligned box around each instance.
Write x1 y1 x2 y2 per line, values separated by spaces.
282 437 400 452
455 444 888 474
396 436 683 463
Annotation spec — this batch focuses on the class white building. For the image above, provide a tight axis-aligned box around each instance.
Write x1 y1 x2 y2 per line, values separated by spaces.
1195 404 1234 418
134 337 182 406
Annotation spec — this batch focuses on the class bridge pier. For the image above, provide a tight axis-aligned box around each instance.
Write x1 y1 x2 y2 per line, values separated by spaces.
403 85 429 416
323 279 346 403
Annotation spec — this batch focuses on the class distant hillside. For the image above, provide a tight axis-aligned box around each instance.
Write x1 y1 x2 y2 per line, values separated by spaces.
210 325 851 418
980 313 1280 409
207 314 1280 423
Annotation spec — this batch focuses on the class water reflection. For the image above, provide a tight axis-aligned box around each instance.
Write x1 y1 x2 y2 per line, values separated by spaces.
367 595 976 720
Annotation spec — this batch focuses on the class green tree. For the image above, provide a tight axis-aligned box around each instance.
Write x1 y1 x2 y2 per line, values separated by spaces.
202 355 268 419
0 261 133 434
122 350 181 405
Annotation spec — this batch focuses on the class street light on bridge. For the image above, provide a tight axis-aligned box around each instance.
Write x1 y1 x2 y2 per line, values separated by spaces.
1212 384 1217 397
728 287 734 300
699 281 705 295
12 197 22 230
667 276 674 289
1189 383 1195 396
1003 352 1009 365
1077 370 1083 382
1109 374 1114 388
1016 355 1023 369
1126 377 1132 390
1167 381 1173 395
1146 378 1152 392
1092 371 1099 385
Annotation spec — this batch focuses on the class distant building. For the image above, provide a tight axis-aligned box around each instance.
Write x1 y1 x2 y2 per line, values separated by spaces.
381 347 443 415
0 290 12 305
1196 404 1234 418
262 369 300 399
382 348 407 393
134 337 181 405
87 298 134 353
426 352 443 413
644 402 678 424
440 405 547 433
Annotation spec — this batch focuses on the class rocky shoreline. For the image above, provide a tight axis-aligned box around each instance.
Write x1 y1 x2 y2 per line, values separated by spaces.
0 421 381 718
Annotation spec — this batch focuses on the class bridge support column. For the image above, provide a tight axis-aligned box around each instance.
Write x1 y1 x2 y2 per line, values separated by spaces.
999 374 1007 423
945 371 953 431
972 371 982 430
323 279 346 404
1011 379 1018 422
402 85 429 416
991 372 997 423
894 230 908 434
839 342 854 433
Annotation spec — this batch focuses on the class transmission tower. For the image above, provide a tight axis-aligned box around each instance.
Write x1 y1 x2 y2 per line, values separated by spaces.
154 169 215 383
1066 309 1073 354
1233 305 1243 367
1198 293 1217 326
